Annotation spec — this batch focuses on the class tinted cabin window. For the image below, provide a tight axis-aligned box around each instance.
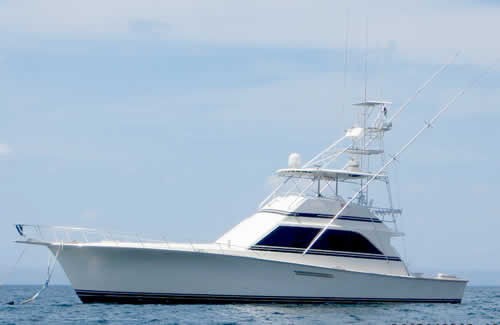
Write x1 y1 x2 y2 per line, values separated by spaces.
256 226 317 249
256 226 382 255
312 229 382 254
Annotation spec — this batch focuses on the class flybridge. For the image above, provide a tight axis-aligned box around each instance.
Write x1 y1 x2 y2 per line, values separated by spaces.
260 100 399 221
260 51 492 258
275 168 387 181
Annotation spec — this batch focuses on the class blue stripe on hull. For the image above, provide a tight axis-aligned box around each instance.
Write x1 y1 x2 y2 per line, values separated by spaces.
75 289 461 304
250 246 402 261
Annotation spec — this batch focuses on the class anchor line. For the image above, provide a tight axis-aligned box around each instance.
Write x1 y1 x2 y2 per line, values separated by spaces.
8 243 63 305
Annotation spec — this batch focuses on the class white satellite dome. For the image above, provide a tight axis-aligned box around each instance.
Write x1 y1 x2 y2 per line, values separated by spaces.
345 158 361 173
288 153 302 168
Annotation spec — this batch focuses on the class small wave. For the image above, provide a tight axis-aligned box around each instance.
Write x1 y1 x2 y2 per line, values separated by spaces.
349 314 362 321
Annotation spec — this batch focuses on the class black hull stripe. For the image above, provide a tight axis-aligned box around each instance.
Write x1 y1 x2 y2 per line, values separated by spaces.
75 290 461 304
337 216 383 223
259 209 382 223
250 246 402 261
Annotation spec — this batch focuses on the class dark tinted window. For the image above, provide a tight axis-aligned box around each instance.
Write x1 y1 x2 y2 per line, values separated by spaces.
312 229 382 254
256 226 316 248
256 226 382 255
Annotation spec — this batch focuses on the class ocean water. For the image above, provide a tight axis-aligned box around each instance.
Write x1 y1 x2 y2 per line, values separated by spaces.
0 286 498 325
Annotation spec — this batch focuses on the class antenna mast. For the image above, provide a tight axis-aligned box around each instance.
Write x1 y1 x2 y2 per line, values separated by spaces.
341 9 350 131
303 66 493 255
364 18 368 102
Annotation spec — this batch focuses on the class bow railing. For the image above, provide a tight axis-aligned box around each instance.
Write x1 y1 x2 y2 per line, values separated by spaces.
14 224 261 257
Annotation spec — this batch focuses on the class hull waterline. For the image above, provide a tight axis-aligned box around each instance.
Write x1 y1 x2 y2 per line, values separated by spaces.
49 244 466 305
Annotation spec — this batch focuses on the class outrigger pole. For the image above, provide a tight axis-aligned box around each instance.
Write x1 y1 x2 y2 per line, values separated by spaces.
258 53 460 210
345 52 460 167
303 64 495 255
303 52 459 170
387 52 460 124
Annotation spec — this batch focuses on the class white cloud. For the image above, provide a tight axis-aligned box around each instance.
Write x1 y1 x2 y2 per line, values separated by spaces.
0 143 11 155
0 1 499 64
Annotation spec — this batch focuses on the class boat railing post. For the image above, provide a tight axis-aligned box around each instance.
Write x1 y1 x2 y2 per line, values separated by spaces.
92 230 100 243
161 235 169 249
36 225 45 241
136 233 144 248
64 229 71 243
108 231 118 246
82 230 89 243
101 230 107 242
52 228 58 243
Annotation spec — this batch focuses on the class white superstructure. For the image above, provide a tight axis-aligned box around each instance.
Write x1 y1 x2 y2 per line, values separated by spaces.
15 98 467 304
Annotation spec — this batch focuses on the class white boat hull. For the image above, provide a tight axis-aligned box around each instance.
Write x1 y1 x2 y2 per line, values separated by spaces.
49 244 466 304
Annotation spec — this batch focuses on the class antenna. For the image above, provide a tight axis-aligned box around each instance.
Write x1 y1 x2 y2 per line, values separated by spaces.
303 63 495 255
260 53 463 210
340 9 350 131
379 42 386 99
364 17 368 101
303 52 457 170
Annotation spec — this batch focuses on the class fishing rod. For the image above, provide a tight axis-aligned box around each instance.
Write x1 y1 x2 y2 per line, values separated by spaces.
303 63 495 255
261 52 459 209
305 51 460 169
388 51 460 123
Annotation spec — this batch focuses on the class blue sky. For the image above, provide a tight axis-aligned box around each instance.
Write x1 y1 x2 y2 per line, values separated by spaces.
1 0 499 285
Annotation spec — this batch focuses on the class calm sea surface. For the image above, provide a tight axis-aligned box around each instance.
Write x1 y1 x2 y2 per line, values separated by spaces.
0 286 498 324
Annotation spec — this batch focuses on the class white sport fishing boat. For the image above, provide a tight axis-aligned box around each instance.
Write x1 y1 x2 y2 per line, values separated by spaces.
15 98 467 304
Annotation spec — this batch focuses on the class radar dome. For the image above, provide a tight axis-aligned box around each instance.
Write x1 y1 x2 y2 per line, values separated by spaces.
345 158 361 173
288 153 302 168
